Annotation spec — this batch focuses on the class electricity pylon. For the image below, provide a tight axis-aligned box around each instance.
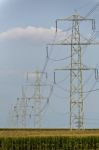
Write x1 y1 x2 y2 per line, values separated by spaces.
27 70 49 128
11 70 50 128
17 87 28 128
12 87 30 128
50 12 99 129
29 71 42 128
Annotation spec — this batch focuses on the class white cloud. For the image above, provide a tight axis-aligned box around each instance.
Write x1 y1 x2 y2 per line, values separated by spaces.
0 26 67 77
0 26 65 43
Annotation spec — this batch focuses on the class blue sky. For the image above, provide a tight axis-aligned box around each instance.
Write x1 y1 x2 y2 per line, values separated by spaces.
0 0 99 128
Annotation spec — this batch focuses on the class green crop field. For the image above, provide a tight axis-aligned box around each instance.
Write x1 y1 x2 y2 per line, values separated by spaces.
0 136 99 150
0 129 99 149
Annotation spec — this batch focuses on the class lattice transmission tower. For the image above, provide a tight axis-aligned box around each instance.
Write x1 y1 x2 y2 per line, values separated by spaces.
11 86 32 128
26 70 49 128
10 70 49 128
50 12 99 129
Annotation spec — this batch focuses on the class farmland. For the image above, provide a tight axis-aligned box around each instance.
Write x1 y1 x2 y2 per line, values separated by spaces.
0 129 99 149
0 128 99 137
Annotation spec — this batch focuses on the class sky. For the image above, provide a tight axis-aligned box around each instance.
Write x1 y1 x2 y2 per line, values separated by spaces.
0 0 99 128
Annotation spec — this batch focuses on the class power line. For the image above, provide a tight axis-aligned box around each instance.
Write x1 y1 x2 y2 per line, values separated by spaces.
39 2 99 128
49 101 69 115
48 55 71 62
52 93 69 100
85 1 99 17
41 1 99 79
81 61 99 100
41 32 57 80
76 0 94 11
56 74 70 84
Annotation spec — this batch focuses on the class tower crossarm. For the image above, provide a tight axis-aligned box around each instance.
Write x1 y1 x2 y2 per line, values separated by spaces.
56 14 95 32
54 67 98 84
55 67 97 71
48 42 99 46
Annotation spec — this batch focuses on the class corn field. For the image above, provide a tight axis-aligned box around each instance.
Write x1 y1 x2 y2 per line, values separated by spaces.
0 136 99 150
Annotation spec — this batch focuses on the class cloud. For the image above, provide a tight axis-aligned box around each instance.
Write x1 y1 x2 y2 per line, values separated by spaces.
0 26 61 41
0 26 66 78
0 26 65 43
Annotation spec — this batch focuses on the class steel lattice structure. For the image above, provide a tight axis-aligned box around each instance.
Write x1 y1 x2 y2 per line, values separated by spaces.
50 13 99 129
11 70 50 128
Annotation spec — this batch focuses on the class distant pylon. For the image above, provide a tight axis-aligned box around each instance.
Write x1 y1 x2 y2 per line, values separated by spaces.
14 87 29 128
19 87 27 127
27 70 49 128
50 12 99 129
32 70 42 128
11 69 50 128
